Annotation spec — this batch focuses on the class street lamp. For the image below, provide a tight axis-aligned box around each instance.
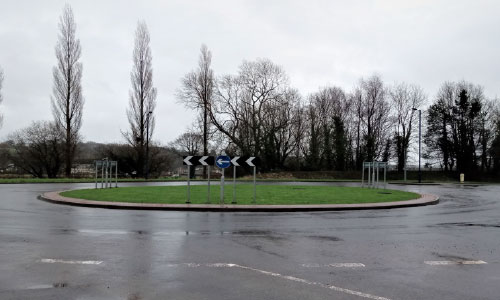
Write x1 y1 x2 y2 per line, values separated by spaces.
412 107 421 183
145 111 153 180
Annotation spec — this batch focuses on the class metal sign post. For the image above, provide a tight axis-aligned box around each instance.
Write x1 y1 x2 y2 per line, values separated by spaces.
215 155 231 205
207 165 211 204
230 156 240 204
183 156 215 204
220 168 225 204
95 159 117 189
115 161 118 188
244 157 259 204
183 156 193 204
95 161 99 189
361 161 387 189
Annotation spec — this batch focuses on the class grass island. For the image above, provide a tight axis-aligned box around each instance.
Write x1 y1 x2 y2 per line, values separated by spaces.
60 185 419 205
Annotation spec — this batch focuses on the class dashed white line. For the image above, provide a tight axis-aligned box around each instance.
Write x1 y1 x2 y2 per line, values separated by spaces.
424 260 487 266
39 258 103 265
302 263 366 268
166 263 390 300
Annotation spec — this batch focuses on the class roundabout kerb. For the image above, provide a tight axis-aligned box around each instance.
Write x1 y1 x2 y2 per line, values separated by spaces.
39 185 439 212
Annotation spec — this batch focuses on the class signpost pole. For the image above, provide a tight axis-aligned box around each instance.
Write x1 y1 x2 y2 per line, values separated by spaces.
253 166 256 204
372 162 376 188
95 162 98 189
207 165 211 204
187 165 191 204
232 165 237 204
367 163 371 188
101 160 104 189
361 162 365 187
220 168 224 205
384 162 387 189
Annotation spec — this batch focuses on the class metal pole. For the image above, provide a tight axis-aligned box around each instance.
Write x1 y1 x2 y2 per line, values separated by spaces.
367 163 371 188
372 162 376 188
108 162 111 188
376 163 380 189
232 165 237 204
101 161 104 189
361 162 365 187
115 162 118 188
220 168 225 205
95 162 98 189
106 161 109 188
207 165 211 204
404 148 407 182
187 165 191 204
384 163 387 189
253 166 256 204
418 110 422 183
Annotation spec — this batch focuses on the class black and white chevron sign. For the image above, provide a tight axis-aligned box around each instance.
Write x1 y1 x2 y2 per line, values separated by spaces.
182 156 215 166
230 156 260 167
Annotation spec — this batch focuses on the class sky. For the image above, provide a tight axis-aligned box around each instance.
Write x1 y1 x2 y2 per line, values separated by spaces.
0 0 499 144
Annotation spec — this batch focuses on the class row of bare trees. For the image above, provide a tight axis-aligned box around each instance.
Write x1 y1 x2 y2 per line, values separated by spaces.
3 5 160 178
3 5 83 178
178 46 500 175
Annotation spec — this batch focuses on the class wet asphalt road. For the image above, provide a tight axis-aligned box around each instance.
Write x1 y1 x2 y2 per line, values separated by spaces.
0 182 499 300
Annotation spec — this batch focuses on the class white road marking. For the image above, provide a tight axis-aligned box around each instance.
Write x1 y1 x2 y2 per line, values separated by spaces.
26 284 54 290
166 263 390 300
302 263 366 268
424 260 487 266
40 258 103 265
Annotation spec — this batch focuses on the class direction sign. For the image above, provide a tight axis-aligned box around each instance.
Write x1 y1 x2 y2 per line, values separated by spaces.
182 156 215 166
229 156 260 167
215 155 231 169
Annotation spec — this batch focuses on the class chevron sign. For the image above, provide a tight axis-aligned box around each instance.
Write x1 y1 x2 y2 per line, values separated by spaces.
230 156 260 167
182 156 215 166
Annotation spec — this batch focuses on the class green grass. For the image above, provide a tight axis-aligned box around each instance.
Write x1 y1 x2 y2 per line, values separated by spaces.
60 185 419 205
0 177 360 184
0 177 186 184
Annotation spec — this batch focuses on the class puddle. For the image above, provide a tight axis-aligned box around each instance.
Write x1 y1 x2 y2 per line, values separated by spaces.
307 235 343 242
434 222 500 228
231 230 273 235
52 282 68 288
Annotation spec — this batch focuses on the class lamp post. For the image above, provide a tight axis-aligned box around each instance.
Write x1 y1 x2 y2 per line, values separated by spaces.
412 108 421 183
145 111 153 180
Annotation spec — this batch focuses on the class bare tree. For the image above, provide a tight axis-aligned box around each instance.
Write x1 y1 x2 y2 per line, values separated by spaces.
8 121 64 178
51 5 84 177
210 59 289 158
360 75 391 162
0 67 3 128
177 44 215 177
171 131 203 156
123 21 157 178
390 82 426 171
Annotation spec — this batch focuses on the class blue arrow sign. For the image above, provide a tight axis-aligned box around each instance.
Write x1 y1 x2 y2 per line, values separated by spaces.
215 155 231 169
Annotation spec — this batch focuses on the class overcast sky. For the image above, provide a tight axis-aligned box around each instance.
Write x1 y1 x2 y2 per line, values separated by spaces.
1 0 499 144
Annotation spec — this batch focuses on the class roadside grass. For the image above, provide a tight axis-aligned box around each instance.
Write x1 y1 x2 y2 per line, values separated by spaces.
60 185 419 205
0 177 359 184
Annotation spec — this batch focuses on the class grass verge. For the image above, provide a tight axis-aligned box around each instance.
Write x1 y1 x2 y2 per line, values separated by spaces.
60 185 419 205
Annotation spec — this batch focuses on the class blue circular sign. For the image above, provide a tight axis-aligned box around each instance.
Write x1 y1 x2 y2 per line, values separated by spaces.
215 155 231 169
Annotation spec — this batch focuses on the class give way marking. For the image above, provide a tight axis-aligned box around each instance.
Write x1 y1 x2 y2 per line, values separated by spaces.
39 258 103 265
302 263 366 268
166 263 390 300
424 260 487 266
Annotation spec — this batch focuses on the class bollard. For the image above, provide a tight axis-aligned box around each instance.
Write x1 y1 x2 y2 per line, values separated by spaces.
460 173 464 183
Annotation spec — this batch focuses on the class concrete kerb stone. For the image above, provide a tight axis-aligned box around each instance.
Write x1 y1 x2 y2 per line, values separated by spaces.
39 190 439 212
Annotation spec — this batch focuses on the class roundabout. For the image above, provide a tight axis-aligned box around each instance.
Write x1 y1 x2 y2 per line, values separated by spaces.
40 184 439 211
